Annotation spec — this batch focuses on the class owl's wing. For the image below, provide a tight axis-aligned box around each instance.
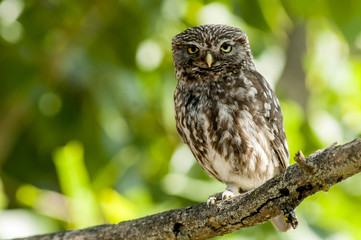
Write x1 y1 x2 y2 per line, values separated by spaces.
245 70 290 171
271 135 289 170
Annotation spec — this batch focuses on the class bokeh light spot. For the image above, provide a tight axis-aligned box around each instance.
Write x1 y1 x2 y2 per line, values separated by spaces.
197 3 233 25
0 20 22 43
38 92 62 117
0 0 24 25
170 144 194 173
136 40 164 71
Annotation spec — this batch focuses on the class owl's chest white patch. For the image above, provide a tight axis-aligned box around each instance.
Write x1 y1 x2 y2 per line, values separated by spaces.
200 111 237 183
201 103 276 190
237 110 276 173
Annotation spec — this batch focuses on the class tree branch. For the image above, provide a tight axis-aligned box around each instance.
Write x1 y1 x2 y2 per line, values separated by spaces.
17 138 361 240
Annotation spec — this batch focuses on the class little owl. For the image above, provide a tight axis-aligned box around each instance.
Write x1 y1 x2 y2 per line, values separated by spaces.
172 24 296 232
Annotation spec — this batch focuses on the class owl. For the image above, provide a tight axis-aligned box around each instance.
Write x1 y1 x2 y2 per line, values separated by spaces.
172 24 295 232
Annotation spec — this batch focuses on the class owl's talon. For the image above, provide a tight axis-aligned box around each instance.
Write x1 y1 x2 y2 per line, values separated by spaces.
206 196 217 206
222 190 236 200
206 192 223 206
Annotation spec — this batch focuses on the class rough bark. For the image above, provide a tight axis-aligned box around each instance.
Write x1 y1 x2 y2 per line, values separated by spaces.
16 138 361 240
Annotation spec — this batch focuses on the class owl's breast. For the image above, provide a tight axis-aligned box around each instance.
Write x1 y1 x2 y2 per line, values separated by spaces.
174 88 208 153
174 80 282 189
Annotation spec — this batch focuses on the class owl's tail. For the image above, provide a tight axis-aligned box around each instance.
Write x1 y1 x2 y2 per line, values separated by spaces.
270 215 293 232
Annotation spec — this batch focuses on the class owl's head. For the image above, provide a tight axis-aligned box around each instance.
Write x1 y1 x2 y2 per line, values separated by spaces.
172 24 255 77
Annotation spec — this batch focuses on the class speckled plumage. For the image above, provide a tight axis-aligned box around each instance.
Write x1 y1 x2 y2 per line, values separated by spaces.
172 24 293 231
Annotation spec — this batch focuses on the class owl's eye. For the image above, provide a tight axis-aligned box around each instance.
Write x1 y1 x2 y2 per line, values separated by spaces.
220 43 232 53
187 46 199 54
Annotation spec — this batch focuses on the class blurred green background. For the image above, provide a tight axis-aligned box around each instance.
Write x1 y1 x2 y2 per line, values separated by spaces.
0 0 361 239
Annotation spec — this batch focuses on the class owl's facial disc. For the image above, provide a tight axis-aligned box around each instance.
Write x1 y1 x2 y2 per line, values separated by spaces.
186 40 237 70
175 39 242 71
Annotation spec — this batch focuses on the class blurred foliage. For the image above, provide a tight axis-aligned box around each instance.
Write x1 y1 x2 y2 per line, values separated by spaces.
0 0 361 239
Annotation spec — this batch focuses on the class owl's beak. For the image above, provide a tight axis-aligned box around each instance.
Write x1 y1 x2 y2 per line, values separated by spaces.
206 53 213 68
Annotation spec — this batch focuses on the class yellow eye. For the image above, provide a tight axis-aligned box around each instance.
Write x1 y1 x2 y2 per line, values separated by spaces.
187 46 199 54
220 44 232 53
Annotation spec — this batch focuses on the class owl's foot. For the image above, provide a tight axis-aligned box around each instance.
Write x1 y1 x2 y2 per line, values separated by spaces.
206 196 217 206
206 192 222 206
206 184 243 206
222 183 242 200
222 189 238 200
